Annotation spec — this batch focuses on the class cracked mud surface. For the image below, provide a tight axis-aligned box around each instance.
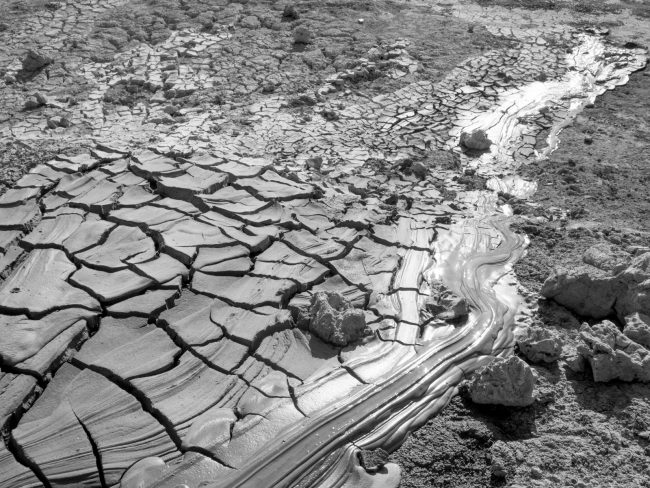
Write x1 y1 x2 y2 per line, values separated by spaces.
0 0 648 487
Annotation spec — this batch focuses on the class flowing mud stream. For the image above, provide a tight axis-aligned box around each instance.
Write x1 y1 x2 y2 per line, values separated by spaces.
0 4 646 487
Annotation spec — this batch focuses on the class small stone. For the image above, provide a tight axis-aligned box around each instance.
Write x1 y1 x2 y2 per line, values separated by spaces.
578 320 650 382
46 115 71 129
411 161 427 179
23 96 43 111
466 356 536 407
490 440 515 479
21 49 53 72
423 283 469 323
305 156 322 171
517 326 563 363
308 291 371 346
623 312 650 349
541 265 622 319
357 448 388 473
460 129 492 151
240 15 260 29
282 5 299 21
293 26 311 44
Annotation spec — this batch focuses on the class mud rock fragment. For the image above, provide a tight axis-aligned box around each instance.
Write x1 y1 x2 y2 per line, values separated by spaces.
293 26 311 44
466 356 536 407
423 283 469 323
578 320 650 382
623 312 650 349
282 5 299 21
460 129 492 152
490 440 516 479
308 291 371 346
517 326 562 364
358 448 389 473
23 96 43 111
541 265 621 319
614 252 650 321
21 49 53 73
410 161 428 179
46 115 71 129
240 15 260 29
583 243 631 273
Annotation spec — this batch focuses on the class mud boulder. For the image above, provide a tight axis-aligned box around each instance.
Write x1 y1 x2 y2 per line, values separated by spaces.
614 252 650 321
466 356 536 407
309 291 372 346
293 26 311 44
460 129 492 152
517 326 563 364
623 312 650 349
577 320 650 382
422 282 469 323
541 265 622 319
583 243 631 273
21 49 53 73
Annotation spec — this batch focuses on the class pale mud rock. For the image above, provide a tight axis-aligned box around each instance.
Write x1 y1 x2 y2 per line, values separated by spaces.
459 129 492 152
358 448 389 473
542 252 650 322
583 242 631 273
516 326 563 364
615 252 650 322
489 440 516 479
421 282 469 323
308 291 372 346
577 320 650 382
282 5 299 21
541 264 621 319
239 15 261 29
293 25 311 44
465 356 536 407
46 115 71 129
623 312 650 348
20 49 53 73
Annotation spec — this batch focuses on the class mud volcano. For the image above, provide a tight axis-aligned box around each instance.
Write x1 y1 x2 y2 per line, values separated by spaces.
0 1 649 487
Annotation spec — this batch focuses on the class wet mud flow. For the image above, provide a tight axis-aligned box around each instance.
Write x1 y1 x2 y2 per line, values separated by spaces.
0 0 646 487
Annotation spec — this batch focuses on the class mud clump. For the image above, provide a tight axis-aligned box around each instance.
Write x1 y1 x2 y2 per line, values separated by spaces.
541 264 622 319
308 291 371 346
293 26 311 44
542 252 650 326
517 326 563 364
282 5 299 21
460 129 492 152
422 282 469 323
20 49 53 74
576 320 650 382
464 356 536 407
358 448 389 473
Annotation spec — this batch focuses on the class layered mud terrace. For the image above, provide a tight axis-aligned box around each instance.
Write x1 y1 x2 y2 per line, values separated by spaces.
0 1 647 487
